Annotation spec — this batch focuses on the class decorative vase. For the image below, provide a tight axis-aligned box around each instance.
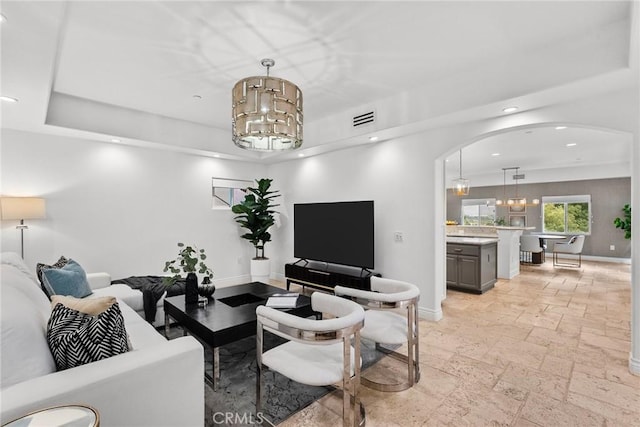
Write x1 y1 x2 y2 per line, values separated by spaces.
250 258 270 283
198 276 216 299
185 272 199 304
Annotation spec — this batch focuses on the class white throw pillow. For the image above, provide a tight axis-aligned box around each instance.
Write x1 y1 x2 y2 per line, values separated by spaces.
1 286 56 388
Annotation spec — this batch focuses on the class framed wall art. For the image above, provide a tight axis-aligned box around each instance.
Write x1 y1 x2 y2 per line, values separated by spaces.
509 215 526 227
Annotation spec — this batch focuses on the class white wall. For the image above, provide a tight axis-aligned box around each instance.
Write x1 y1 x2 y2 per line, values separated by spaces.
266 87 639 322
0 129 267 283
268 134 449 320
1 88 637 329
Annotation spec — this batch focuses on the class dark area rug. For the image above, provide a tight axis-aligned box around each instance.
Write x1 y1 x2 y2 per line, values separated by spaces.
166 326 388 426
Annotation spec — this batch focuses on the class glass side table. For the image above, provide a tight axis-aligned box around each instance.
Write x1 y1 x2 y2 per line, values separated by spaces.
2 404 99 427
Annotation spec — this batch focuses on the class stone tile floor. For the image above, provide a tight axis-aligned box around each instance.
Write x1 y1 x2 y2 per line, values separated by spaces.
277 260 639 426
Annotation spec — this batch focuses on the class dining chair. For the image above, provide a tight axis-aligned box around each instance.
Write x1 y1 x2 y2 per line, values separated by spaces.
553 235 585 267
334 276 420 392
520 235 544 264
256 292 365 427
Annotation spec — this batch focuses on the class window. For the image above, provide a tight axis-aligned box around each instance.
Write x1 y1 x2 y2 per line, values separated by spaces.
461 198 496 225
211 178 252 209
542 195 591 235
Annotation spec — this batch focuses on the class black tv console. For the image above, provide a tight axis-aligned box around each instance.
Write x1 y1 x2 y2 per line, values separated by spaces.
285 261 378 291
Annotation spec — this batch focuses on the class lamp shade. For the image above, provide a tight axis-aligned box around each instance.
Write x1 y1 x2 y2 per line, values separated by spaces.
232 59 303 151
0 197 46 220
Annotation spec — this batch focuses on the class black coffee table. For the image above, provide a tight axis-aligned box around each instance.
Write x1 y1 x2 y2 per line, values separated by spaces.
164 282 314 390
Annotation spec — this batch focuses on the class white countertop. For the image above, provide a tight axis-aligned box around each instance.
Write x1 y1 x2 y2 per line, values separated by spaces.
447 236 499 245
448 225 535 230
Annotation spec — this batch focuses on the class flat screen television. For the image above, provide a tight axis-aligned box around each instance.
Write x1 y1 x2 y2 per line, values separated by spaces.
293 201 374 269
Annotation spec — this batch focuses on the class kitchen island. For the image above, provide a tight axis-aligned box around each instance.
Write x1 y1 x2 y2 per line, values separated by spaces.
446 237 498 294
447 225 535 280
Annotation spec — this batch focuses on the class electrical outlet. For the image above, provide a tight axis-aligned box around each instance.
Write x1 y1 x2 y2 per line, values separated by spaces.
610 245 615 251
394 232 403 242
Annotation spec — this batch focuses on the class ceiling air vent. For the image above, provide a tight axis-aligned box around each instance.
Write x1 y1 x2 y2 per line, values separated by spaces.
352 111 375 127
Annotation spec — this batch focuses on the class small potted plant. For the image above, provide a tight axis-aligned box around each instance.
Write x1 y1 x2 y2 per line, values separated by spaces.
231 178 280 282
163 243 214 303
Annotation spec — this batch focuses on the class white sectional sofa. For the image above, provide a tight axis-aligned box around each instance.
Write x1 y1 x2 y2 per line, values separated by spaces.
0 253 205 426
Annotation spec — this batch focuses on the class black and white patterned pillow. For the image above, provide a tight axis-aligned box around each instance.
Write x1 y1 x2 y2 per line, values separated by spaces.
46 302 129 371
37 256 69 297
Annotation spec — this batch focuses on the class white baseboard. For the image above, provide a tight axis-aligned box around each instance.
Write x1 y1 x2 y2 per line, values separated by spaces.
545 252 631 264
273 272 286 282
630 354 640 376
419 306 443 322
212 274 251 288
582 255 631 264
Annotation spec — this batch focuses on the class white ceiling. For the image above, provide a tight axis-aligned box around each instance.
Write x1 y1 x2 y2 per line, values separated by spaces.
444 125 632 186
1 1 637 177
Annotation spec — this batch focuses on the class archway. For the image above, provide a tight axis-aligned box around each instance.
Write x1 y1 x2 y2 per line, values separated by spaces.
434 121 637 374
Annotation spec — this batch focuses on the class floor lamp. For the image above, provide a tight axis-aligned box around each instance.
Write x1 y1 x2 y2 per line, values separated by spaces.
0 197 46 259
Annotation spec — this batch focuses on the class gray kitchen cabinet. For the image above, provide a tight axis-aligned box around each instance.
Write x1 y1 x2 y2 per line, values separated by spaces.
446 240 497 294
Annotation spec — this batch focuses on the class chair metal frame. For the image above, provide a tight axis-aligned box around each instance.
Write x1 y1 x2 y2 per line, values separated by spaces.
553 250 582 267
553 235 585 268
256 306 365 427
336 288 420 392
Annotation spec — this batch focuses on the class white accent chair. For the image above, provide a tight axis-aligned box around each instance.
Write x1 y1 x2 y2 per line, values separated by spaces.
256 292 365 427
553 235 586 267
334 276 420 392
520 235 544 264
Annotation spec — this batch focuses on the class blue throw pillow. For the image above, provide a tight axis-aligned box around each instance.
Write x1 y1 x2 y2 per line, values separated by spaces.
41 259 93 298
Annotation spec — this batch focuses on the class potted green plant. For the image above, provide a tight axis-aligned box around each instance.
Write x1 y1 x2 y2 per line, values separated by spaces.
231 178 280 282
494 217 507 226
163 243 214 302
614 203 631 240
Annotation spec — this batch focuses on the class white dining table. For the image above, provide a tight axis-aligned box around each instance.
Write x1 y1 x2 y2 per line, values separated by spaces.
532 234 568 240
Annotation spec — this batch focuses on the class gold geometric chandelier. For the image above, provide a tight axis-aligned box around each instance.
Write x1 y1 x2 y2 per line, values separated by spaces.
496 167 539 206
232 59 303 151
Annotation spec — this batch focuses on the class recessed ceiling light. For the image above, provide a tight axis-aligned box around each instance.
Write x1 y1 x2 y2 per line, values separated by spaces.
111 138 121 143
213 154 220 158
491 153 500 157
298 153 305 157
502 106 518 113
0 96 18 103
566 143 577 147
555 126 567 130
369 136 379 142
